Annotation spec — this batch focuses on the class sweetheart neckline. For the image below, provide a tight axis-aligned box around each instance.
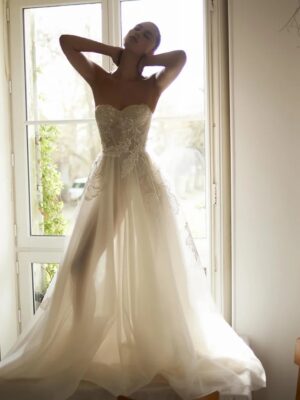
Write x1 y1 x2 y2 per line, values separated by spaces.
95 103 154 114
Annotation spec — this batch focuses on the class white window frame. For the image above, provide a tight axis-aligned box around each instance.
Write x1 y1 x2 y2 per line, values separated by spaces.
17 251 62 331
7 0 232 333
205 0 232 322
10 0 110 252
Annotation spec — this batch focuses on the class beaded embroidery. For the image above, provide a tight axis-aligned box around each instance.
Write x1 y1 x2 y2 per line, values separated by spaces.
84 104 150 201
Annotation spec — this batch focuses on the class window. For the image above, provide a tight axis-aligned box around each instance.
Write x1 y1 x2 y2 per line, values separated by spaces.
19 3 104 242
8 0 230 332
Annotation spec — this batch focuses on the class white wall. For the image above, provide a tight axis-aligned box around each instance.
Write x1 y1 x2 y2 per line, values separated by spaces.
0 0 19 357
229 1 300 399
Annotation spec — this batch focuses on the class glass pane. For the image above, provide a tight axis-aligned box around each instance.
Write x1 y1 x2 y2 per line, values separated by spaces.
121 0 208 270
23 3 102 121
27 121 101 235
32 262 59 313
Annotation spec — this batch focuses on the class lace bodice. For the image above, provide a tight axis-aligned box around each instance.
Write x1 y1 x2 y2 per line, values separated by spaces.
95 103 152 160
84 103 154 199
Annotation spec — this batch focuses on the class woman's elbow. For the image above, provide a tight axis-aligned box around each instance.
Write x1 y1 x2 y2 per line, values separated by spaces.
177 50 187 65
59 34 71 46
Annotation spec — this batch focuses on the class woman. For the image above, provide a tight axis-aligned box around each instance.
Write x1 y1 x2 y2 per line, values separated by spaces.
59 22 187 322
0 22 266 400
59 21 186 114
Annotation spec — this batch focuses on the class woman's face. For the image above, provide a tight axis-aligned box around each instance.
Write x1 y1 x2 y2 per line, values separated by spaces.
123 22 158 55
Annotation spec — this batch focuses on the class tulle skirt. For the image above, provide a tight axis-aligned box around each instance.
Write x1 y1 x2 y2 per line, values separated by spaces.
0 150 266 400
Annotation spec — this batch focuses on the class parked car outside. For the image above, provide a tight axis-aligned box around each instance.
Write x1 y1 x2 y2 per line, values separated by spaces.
68 177 88 202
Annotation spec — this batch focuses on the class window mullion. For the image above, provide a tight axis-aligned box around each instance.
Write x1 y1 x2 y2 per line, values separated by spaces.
101 0 110 72
105 0 121 71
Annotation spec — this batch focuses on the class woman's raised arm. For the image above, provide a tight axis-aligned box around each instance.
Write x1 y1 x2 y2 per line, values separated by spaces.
59 34 122 84
139 50 187 93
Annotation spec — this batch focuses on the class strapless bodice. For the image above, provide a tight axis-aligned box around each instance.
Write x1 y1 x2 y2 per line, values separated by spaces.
94 104 152 158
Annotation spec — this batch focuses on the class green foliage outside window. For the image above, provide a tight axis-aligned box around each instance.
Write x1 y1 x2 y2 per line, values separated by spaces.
38 124 67 236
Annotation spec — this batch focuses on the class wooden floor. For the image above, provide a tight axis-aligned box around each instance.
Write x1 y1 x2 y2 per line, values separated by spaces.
116 374 219 399
117 391 219 400
195 392 219 400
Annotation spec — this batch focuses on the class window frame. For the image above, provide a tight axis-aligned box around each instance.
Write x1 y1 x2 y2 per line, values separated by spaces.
10 0 109 251
205 0 232 322
8 0 232 331
18 251 62 331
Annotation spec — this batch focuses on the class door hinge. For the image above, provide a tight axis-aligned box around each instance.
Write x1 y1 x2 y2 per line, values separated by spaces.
13 223 17 237
6 6 10 23
16 260 19 275
212 183 217 205
8 79 12 94
11 153 15 167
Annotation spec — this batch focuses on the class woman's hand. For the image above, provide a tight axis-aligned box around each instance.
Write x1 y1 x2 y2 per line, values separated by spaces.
112 47 124 66
137 54 155 74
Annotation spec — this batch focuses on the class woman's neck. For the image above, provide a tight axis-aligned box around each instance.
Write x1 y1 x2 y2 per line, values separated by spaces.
112 49 142 81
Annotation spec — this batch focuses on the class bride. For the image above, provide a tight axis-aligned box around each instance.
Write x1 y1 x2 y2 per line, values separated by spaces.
60 21 185 114
0 21 266 400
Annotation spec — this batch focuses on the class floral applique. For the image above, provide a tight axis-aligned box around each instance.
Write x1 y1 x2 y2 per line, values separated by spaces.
84 154 106 201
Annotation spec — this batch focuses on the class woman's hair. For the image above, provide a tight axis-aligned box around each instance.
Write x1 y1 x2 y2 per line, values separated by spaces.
150 22 161 51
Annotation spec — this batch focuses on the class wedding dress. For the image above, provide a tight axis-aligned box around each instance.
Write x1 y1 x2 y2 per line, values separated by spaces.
0 104 266 400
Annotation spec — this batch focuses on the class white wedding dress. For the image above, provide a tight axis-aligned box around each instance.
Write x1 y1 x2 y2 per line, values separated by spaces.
0 104 266 400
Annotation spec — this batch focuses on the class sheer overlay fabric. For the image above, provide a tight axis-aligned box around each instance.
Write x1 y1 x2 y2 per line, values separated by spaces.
0 104 266 400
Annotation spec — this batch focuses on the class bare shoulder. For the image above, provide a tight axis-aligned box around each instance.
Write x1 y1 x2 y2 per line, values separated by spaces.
140 74 161 110
89 67 111 90
93 64 111 82
143 73 160 93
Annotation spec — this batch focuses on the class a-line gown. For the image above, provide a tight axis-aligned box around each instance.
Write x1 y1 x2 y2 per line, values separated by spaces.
0 103 266 400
